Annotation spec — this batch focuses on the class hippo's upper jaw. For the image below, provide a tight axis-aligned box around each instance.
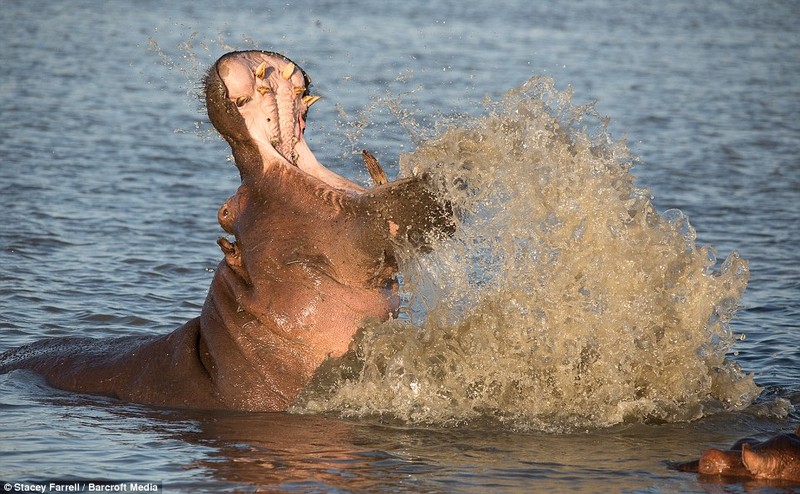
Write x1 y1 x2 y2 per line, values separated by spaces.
205 50 363 193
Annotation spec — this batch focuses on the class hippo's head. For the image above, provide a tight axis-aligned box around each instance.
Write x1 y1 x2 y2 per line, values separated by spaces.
200 51 452 408
741 431 800 481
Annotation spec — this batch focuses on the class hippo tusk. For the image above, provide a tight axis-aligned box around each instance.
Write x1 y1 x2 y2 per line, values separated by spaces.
254 61 267 79
302 95 321 108
282 62 295 80
362 149 388 186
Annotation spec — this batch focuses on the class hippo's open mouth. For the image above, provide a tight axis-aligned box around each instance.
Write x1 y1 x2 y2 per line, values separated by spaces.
205 51 369 193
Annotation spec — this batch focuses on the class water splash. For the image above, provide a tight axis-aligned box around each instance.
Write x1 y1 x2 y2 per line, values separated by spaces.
296 76 759 432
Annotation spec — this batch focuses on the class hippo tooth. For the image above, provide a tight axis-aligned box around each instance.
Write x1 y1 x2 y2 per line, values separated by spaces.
281 62 295 80
361 150 388 186
235 95 251 107
293 86 306 96
254 61 267 79
302 95 321 108
257 86 270 95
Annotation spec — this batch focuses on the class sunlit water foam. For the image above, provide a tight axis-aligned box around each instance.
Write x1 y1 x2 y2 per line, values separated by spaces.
298 77 758 431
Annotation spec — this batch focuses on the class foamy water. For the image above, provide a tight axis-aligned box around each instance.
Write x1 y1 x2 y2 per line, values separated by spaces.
294 77 760 430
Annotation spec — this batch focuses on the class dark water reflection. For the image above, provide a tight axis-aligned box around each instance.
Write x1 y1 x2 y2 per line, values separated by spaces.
20 396 789 493
187 413 437 491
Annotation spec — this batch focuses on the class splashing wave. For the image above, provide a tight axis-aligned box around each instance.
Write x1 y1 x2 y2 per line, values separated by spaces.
293 77 759 432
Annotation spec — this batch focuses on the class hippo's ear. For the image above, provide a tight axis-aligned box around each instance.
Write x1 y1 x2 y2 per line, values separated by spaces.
741 443 764 476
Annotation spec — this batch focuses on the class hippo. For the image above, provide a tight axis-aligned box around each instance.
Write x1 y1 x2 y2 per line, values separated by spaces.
673 425 800 482
0 50 453 411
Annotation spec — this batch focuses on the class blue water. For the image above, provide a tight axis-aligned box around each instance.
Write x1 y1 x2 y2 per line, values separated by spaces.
1 0 798 492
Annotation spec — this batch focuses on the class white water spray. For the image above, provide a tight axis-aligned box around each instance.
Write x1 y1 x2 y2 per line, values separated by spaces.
293 76 758 432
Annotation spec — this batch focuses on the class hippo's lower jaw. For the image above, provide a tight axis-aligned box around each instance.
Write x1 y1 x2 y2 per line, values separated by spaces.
0 50 453 412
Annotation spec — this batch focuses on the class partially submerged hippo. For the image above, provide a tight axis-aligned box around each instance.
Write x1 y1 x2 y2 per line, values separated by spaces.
673 425 800 482
0 51 453 411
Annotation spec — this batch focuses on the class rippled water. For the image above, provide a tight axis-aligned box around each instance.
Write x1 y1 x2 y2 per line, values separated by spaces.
1 0 798 492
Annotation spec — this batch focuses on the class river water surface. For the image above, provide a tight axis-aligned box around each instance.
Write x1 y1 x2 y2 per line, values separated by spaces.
1 0 798 492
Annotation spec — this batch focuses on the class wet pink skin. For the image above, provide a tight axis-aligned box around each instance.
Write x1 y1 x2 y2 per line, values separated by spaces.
673 425 800 483
0 51 453 411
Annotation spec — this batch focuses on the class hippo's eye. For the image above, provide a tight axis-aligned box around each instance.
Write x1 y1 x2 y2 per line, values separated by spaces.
235 96 251 107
